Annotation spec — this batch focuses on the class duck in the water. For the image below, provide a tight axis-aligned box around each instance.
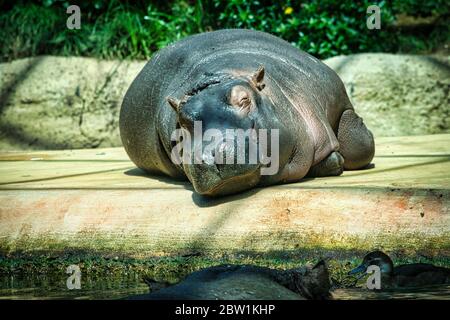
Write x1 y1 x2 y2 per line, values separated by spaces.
349 251 450 289
128 260 331 300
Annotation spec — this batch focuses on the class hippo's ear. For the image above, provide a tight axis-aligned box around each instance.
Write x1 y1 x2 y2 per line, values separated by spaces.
251 65 265 91
167 97 180 112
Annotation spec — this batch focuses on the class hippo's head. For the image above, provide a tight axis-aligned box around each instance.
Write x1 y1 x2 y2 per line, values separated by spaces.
167 66 283 196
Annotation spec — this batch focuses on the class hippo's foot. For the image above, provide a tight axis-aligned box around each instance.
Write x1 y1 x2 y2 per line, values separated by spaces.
306 151 344 177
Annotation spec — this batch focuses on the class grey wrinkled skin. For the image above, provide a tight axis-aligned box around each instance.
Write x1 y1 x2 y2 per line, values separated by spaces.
120 29 374 196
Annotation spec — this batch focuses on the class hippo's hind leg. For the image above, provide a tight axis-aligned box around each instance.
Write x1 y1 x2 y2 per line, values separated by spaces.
337 109 375 170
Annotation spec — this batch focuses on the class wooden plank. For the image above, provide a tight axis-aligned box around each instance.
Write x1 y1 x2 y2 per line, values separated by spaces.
0 134 449 258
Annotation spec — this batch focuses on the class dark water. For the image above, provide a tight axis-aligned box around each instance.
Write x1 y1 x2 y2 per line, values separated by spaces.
0 274 148 300
0 274 449 300
332 286 450 300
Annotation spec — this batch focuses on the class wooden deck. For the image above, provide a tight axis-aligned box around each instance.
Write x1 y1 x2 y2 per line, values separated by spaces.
0 134 449 258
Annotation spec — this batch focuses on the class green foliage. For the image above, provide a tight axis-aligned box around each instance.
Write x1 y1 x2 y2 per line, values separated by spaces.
213 0 396 57
0 0 448 61
0 4 59 61
392 0 450 17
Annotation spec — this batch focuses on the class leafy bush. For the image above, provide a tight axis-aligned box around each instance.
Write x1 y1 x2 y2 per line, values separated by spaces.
0 0 448 61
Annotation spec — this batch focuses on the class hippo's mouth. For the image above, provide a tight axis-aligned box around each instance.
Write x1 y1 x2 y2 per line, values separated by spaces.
184 162 261 196
205 166 261 196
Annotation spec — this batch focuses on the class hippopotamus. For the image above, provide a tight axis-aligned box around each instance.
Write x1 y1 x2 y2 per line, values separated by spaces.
120 29 374 196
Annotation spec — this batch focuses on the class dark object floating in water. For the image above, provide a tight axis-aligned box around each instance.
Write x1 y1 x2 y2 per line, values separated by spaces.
128 260 331 300
349 251 450 289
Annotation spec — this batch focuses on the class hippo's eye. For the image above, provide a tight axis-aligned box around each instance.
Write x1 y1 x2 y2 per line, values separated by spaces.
230 85 251 109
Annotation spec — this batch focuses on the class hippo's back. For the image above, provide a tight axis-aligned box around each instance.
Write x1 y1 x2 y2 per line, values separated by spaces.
135 29 343 105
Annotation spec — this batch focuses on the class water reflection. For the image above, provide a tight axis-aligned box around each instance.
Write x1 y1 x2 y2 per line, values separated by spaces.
0 273 148 300
333 285 450 300
0 274 449 300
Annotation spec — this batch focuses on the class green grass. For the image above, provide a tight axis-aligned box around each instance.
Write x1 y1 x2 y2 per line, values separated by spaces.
0 0 448 62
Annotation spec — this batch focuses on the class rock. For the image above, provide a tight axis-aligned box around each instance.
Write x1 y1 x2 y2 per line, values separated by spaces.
0 54 448 150
324 53 450 137
0 56 145 150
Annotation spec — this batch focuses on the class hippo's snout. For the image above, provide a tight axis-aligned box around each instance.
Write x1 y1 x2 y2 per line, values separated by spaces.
185 162 261 196
184 138 261 196
201 141 234 165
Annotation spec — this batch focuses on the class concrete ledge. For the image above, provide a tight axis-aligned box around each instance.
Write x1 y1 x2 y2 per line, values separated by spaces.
0 134 449 258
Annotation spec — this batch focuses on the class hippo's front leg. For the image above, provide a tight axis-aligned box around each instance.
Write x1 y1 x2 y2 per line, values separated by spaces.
259 138 315 186
306 151 344 177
